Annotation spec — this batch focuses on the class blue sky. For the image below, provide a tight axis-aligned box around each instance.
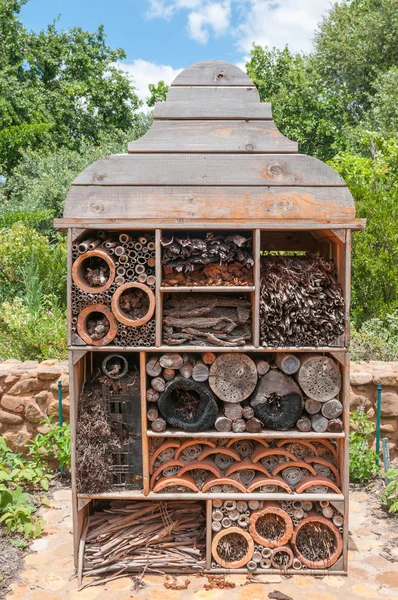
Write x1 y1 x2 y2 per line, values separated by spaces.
21 0 336 104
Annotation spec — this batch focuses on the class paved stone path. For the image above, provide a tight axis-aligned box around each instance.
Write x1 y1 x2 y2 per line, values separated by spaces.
5 488 398 600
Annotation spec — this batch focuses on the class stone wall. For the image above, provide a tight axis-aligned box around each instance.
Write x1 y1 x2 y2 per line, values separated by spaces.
351 362 398 458
0 359 69 452
1 358 398 458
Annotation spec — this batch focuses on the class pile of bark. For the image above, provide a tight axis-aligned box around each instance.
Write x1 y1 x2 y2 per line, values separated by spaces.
163 294 252 346
161 233 253 286
260 255 345 347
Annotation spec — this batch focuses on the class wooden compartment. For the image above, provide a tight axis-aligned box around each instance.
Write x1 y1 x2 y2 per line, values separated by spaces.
57 60 364 578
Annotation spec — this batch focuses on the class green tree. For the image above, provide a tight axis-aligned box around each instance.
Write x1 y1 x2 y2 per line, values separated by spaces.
147 80 169 107
0 0 142 176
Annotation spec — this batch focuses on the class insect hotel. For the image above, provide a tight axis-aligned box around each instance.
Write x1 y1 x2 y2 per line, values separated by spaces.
55 60 365 583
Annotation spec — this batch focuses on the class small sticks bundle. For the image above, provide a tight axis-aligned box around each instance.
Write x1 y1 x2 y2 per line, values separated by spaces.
260 255 345 347
119 288 150 320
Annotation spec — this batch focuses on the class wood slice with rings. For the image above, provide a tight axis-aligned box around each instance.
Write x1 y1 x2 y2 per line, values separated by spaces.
209 353 258 403
249 505 293 548
251 370 303 430
212 527 254 569
72 248 115 293
291 515 343 569
111 282 155 326
158 376 218 432
296 354 341 402
77 304 117 346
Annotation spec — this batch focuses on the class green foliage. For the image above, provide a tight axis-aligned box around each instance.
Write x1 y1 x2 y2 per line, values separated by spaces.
350 311 398 361
147 80 169 107
0 209 54 235
0 486 43 538
349 410 380 483
381 469 398 513
0 1 142 176
0 438 52 492
28 417 71 470
0 245 67 360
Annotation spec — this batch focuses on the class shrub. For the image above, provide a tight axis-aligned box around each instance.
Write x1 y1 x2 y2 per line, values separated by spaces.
381 469 398 513
350 410 380 483
350 311 398 361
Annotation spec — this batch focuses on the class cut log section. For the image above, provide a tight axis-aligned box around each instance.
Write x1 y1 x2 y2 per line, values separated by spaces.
274 353 301 375
249 505 293 548
212 527 254 569
159 353 184 369
209 353 258 403
158 377 218 432
321 398 343 419
297 355 341 402
251 369 303 430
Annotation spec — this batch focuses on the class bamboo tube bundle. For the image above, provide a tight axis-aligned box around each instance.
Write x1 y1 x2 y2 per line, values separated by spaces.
82 501 206 583
259 254 345 347
161 232 253 287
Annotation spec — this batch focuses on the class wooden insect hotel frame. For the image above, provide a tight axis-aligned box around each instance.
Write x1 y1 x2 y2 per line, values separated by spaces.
55 60 365 581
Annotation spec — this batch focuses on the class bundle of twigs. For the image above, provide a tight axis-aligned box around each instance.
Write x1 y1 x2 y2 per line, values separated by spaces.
161 233 253 273
260 255 345 347
163 294 252 346
81 501 206 585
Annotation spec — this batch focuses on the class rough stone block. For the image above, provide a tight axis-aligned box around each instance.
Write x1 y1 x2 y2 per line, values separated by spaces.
350 371 373 385
37 367 62 380
8 377 42 395
381 419 398 433
25 401 46 424
0 410 24 425
3 428 32 451
49 373 69 391
378 390 398 417
350 393 372 411
1 394 27 413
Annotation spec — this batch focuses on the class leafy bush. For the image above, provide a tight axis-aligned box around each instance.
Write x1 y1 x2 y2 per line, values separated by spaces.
350 311 398 361
381 469 398 513
28 417 71 470
0 486 43 539
350 410 380 483
0 248 67 360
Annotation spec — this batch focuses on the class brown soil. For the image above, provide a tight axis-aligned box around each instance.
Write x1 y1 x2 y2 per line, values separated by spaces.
0 529 24 598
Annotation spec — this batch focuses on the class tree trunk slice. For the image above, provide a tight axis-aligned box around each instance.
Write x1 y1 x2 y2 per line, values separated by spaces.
311 413 329 433
256 360 270 376
215 414 232 432
202 352 217 365
274 353 301 375
305 398 322 414
321 399 343 419
163 368 176 381
147 407 159 422
209 353 257 403
151 376 166 392
158 377 218 432
159 353 184 369
212 527 254 569
151 417 167 433
296 416 312 432
232 418 247 433
180 363 193 378
224 403 243 421
146 357 162 377
192 361 210 382
297 354 341 402
146 388 159 403
246 417 262 433
242 405 254 420
327 418 343 433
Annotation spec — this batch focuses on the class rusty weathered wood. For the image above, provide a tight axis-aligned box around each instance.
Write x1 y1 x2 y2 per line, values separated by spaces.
64 187 356 223
171 60 254 86
74 154 346 186
154 100 272 120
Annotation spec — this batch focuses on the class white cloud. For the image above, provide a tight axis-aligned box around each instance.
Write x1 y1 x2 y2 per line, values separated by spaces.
118 59 184 108
188 2 231 44
144 0 338 54
236 0 335 54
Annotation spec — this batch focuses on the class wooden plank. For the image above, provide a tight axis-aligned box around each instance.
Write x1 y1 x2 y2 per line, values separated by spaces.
154 100 272 120
67 230 72 347
69 345 348 353
73 154 351 187
127 120 297 153
261 231 320 252
147 429 345 439
63 187 356 223
253 229 260 348
160 286 255 293
140 352 150 495
171 61 254 86
206 499 212 569
167 86 260 103
344 230 352 347
56 217 366 231
78 490 345 501
155 229 163 347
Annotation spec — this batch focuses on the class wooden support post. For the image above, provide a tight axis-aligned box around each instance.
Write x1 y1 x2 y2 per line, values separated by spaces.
140 352 150 495
253 228 260 348
155 228 163 347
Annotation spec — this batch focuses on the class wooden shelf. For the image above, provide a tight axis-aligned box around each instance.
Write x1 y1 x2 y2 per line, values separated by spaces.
78 491 344 501
160 286 255 292
70 345 347 353
147 428 345 439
